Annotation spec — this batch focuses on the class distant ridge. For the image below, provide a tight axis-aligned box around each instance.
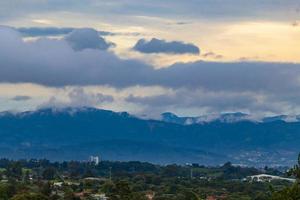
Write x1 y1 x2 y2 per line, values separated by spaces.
160 112 300 125
2 107 299 124
0 107 299 166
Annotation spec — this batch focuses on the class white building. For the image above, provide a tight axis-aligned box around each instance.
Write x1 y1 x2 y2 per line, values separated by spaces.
89 156 100 165
92 194 108 200
247 174 296 183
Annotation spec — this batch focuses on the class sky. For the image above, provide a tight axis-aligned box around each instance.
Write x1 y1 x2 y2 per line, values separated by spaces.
0 0 300 118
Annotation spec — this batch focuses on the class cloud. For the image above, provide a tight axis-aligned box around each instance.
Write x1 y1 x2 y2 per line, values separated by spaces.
31 19 55 25
125 89 257 116
239 56 261 61
125 88 300 118
16 27 113 37
0 26 300 94
202 52 223 59
68 87 114 105
175 21 191 25
292 21 299 27
1 27 300 115
1 26 300 95
17 27 74 36
133 38 200 55
0 0 299 24
0 26 151 87
11 95 32 101
65 28 114 51
40 87 114 108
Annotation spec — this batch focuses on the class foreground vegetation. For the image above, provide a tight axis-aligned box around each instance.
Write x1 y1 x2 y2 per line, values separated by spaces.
0 157 298 200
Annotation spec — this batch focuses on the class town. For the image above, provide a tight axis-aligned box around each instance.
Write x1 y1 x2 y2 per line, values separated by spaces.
0 156 297 200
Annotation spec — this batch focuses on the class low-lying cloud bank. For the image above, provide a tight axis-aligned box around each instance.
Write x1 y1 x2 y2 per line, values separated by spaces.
39 87 114 109
133 38 200 55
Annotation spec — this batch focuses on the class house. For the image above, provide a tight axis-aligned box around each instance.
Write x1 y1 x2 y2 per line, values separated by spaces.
92 194 108 200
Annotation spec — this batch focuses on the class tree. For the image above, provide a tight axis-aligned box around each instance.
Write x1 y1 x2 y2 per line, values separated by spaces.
270 153 300 200
0 184 9 200
101 181 115 194
108 180 147 200
40 182 52 196
181 190 200 200
115 181 132 200
24 170 30 183
64 189 80 200
11 193 48 200
288 154 300 179
42 167 56 180
270 184 300 200
6 162 22 179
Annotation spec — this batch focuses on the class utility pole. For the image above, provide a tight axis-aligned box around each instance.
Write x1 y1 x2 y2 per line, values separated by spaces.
109 167 112 181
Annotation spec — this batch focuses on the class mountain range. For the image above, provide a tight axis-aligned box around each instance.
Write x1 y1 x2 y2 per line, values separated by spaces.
0 107 299 166
160 112 300 125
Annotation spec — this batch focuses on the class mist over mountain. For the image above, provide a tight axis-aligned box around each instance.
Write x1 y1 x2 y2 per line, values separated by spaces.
160 112 252 125
0 107 299 166
160 112 300 125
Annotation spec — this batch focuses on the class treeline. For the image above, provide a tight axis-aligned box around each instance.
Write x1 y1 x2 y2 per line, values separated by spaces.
0 158 295 200
0 159 270 180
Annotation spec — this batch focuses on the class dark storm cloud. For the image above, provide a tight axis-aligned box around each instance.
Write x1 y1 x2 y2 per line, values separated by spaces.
133 38 200 55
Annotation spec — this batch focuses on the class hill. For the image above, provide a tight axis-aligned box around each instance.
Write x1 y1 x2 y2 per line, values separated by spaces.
0 107 299 166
